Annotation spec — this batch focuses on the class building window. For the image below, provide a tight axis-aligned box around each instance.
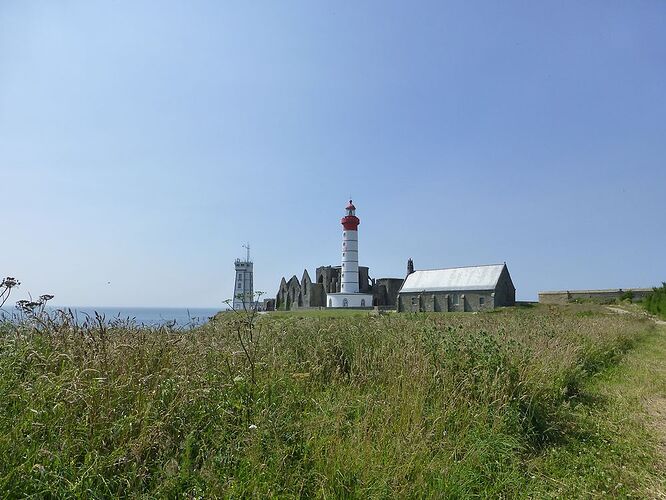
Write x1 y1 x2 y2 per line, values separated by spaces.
479 297 485 306
453 294 459 306
411 297 417 306
361 299 366 307
343 298 349 307
328 298 332 307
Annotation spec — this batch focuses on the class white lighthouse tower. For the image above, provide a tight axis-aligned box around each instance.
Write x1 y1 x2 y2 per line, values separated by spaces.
233 243 254 310
327 200 373 308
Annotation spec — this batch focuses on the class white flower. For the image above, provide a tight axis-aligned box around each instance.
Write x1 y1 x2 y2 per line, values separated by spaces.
249 424 258 430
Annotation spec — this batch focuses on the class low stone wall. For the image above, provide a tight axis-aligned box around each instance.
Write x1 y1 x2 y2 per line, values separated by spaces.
538 288 654 305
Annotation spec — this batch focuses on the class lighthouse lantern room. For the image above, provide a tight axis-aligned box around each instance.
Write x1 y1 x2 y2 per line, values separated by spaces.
327 200 373 308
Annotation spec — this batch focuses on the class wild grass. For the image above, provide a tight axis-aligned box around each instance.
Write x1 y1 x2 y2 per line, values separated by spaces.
644 283 666 319
0 305 659 497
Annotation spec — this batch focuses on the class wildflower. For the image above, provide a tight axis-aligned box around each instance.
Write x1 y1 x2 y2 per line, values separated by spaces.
249 424 257 430
1 277 19 288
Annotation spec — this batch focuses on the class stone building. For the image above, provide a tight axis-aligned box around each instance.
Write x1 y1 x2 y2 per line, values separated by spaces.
259 298 276 311
397 263 515 312
276 265 402 310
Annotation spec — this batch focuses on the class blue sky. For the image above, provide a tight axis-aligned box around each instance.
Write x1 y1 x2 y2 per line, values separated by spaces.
1 1 664 307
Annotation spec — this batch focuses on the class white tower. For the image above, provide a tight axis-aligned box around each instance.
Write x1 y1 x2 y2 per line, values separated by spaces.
327 200 373 308
233 244 254 310
341 201 359 293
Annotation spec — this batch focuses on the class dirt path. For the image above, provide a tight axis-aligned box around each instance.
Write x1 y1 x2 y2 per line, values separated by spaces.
642 327 666 499
602 306 666 495
632 325 665 494
606 306 631 315
644 323 666 457
606 305 666 325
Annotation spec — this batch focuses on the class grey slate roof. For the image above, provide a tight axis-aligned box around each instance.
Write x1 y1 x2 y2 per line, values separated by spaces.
399 264 506 293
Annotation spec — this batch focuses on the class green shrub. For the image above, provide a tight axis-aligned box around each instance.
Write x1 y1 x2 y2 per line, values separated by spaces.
644 283 666 319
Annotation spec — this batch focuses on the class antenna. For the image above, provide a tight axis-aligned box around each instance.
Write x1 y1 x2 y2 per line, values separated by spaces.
242 242 250 262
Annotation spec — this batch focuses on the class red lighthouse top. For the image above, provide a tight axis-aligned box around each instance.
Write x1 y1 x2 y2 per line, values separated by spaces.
341 199 360 230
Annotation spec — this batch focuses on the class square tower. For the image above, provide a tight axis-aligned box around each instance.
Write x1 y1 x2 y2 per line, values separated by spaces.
233 244 254 310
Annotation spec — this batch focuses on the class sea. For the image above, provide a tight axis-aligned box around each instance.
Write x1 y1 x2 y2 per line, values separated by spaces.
1 306 222 328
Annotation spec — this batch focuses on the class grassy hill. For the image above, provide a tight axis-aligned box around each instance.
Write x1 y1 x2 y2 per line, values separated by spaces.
0 305 663 497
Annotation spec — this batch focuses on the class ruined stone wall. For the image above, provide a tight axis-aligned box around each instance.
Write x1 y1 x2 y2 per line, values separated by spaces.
308 283 326 307
286 276 301 309
316 266 340 294
261 299 275 311
276 278 288 310
358 267 371 293
373 278 403 307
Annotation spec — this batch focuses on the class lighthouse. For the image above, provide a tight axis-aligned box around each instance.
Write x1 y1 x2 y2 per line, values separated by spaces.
341 200 360 293
327 200 373 308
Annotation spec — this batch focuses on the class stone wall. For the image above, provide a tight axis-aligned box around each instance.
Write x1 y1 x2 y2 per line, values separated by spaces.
316 266 340 294
539 288 654 305
358 267 371 293
494 266 516 307
260 298 275 311
373 278 404 307
397 290 495 312
287 276 301 309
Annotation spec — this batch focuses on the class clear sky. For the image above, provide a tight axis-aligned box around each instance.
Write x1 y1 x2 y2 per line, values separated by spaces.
1 1 665 307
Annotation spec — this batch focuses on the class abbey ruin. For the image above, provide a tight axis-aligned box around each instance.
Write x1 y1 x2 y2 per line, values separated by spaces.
276 265 403 310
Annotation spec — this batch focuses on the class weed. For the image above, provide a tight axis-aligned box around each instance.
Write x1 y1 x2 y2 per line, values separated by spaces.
644 283 666 319
0 305 658 497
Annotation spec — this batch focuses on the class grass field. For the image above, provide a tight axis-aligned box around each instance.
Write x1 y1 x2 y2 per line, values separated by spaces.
0 305 664 497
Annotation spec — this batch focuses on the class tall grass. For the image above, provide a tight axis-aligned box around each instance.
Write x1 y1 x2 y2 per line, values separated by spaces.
0 306 655 497
644 283 666 319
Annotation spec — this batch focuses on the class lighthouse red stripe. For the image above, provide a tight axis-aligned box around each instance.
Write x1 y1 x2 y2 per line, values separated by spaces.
341 215 360 231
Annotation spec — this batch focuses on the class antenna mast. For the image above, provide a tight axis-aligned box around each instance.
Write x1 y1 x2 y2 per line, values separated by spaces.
242 243 251 262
